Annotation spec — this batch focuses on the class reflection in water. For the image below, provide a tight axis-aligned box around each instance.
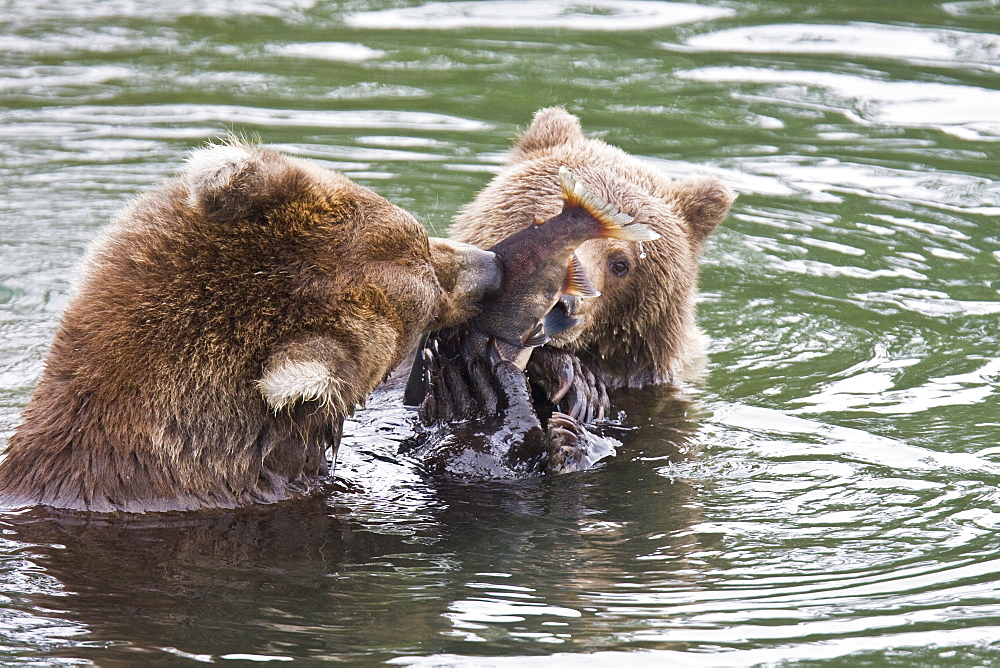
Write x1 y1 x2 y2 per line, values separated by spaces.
0 500 411 663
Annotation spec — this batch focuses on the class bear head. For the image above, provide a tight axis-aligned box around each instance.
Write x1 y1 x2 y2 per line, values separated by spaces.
448 107 734 388
0 141 498 512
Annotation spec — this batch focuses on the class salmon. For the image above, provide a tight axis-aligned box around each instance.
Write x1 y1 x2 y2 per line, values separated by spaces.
465 166 659 369
403 167 657 409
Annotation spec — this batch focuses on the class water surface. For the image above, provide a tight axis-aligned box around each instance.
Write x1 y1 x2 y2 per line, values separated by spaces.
1 0 998 664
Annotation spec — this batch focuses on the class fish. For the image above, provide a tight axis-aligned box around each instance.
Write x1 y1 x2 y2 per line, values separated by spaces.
464 166 659 369
403 166 658 409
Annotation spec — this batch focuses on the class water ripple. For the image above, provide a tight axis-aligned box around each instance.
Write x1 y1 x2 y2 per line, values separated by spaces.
855 289 1000 318
1 0 318 23
674 22 1000 71
266 42 385 62
677 66 1000 140
791 354 1000 416
345 1 734 31
13 104 491 133
710 403 1000 475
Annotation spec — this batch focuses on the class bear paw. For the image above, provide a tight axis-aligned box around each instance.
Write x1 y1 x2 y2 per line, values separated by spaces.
527 346 610 424
546 412 618 474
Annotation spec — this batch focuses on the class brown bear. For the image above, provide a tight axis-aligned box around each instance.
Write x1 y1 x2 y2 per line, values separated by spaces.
0 141 499 513
448 107 735 418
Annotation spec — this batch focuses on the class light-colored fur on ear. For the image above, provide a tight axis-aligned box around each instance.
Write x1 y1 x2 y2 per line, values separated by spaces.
666 175 737 243
184 141 258 211
259 358 353 415
258 336 357 416
258 310 406 418
511 106 585 162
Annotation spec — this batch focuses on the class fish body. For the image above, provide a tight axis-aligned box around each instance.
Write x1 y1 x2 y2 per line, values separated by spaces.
401 167 658 410
467 167 659 369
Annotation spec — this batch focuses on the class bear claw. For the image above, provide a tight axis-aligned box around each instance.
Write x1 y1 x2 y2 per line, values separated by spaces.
527 346 609 424
546 411 617 474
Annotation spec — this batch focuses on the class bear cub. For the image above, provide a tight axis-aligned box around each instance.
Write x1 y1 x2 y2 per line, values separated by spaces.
450 107 735 418
0 141 498 513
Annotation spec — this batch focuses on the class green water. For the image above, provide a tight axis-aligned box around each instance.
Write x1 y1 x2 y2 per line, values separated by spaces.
1 0 999 664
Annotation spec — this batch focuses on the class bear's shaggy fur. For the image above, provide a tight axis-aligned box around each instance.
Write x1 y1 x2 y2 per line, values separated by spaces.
0 142 497 513
449 107 735 390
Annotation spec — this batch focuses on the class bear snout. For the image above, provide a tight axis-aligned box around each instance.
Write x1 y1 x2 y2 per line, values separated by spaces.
428 238 503 329
457 244 501 298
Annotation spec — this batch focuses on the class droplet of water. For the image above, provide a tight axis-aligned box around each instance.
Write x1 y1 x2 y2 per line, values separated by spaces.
638 241 647 259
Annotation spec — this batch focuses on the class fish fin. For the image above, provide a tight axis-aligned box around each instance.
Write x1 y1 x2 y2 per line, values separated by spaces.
487 338 503 366
543 307 581 337
562 254 601 298
522 321 549 348
558 166 660 242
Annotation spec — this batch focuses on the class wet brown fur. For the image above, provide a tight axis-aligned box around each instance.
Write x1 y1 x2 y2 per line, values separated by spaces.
449 107 735 388
0 142 491 513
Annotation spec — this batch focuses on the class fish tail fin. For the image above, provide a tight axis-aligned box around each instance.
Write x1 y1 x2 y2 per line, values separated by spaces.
562 254 601 298
559 166 660 242
543 307 581 338
523 308 582 349
522 321 549 348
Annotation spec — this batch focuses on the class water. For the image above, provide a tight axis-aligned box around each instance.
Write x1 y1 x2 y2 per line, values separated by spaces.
1 0 999 664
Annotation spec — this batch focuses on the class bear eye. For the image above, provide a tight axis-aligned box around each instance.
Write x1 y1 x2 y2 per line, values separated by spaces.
609 256 631 277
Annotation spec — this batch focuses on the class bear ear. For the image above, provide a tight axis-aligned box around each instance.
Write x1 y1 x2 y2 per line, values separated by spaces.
259 320 403 416
259 354 353 416
666 176 737 243
511 107 585 162
258 334 361 416
184 140 289 220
